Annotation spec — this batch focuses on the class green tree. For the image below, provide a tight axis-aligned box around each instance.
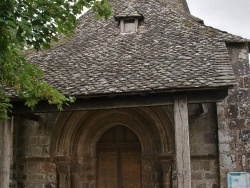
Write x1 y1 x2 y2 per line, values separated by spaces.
0 0 112 120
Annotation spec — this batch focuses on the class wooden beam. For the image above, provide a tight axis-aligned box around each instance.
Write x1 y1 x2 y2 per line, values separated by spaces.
174 95 191 188
0 119 12 188
14 113 40 122
11 89 228 113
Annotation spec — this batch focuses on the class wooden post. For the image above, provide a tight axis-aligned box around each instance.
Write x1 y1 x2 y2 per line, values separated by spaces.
174 95 191 188
0 119 12 188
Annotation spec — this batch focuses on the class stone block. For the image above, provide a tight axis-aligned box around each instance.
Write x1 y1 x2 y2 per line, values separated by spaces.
232 59 249 76
239 130 250 141
239 103 250 117
217 120 228 130
205 172 217 179
235 143 244 152
200 144 217 155
32 122 45 135
219 144 231 152
196 184 206 188
27 163 39 172
239 76 250 88
29 136 39 146
228 119 246 129
39 136 50 146
26 183 43 188
44 182 56 188
219 154 237 169
31 146 42 156
245 119 250 129
190 145 199 154
218 131 236 143
203 133 217 144
47 173 57 183
192 172 202 180
40 163 56 173
209 160 219 172
238 49 248 60
228 89 249 103
217 103 227 115
28 173 45 182
201 161 211 171
228 104 239 118
191 161 201 171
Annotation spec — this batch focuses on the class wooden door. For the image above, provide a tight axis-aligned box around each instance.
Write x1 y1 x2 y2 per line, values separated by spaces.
97 150 119 188
120 150 141 188
97 126 141 188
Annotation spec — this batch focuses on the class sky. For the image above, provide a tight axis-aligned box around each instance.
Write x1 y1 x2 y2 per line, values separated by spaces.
186 0 250 39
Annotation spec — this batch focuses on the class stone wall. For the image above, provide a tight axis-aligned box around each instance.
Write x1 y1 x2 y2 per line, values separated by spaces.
14 114 59 188
13 104 220 188
189 103 219 188
217 42 250 187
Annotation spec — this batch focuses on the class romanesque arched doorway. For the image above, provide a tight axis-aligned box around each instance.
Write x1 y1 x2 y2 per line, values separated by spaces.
97 126 142 188
50 107 174 187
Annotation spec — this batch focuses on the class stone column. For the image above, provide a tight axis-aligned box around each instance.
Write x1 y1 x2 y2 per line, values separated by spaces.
0 119 13 188
161 160 172 188
57 163 71 188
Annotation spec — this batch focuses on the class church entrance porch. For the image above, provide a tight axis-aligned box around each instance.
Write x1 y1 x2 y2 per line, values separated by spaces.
12 102 220 187
50 107 174 188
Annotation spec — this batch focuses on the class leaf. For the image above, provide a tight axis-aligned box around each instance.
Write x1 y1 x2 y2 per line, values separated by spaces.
0 0 111 121
42 43 51 50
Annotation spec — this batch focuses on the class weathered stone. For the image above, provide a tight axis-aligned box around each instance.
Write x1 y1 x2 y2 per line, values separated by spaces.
191 172 202 180
26 163 39 172
218 131 236 143
228 104 239 118
29 136 39 146
30 146 42 156
3 1 249 188
39 136 50 146
203 133 217 144
228 119 246 129
219 154 237 169
40 163 56 173
205 173 217 179
219 144 231 152
239 130 250 141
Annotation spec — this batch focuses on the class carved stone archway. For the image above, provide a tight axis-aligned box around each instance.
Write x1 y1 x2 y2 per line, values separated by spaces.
50 106 174 188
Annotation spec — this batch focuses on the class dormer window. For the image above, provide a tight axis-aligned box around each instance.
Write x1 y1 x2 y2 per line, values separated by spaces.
120 19 139 33
114 8 143 34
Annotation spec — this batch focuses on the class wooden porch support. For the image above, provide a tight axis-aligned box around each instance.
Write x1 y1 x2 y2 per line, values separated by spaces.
174 95 191 188
0 119 12 188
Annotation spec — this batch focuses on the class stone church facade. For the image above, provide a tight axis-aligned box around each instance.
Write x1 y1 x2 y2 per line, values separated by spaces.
0 0 250 188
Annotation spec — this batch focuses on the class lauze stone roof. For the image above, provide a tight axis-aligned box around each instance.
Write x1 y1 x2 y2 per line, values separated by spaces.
25 0 246 97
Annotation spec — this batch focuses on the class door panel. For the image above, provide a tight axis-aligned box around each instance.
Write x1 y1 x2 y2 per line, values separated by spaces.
97 150 119 188
121 150 141 188
97 126 141 188
97 149 141 188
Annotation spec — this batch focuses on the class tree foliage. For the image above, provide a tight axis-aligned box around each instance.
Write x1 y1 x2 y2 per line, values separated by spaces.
0 0 112 120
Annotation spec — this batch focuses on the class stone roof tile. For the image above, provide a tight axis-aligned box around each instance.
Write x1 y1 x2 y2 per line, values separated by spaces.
8 0 244 97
